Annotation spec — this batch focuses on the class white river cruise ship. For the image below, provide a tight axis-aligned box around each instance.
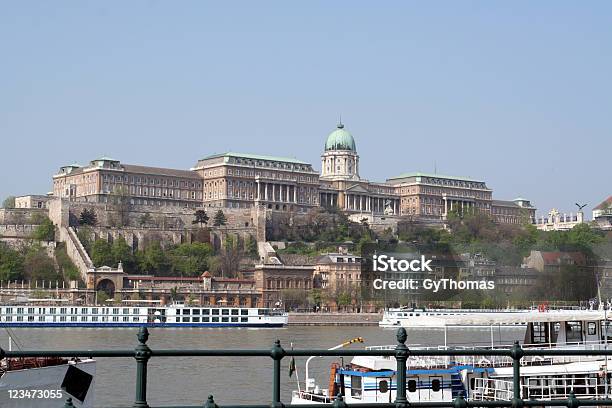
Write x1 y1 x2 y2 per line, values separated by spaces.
0 304 288 328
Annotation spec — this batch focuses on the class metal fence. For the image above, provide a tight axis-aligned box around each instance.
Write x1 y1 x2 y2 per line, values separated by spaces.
2 327 612 408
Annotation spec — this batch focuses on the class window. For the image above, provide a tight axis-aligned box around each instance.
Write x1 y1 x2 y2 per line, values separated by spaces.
588 322 597 336
351 376 362 398
431 379 441 392
408 380 417 393
378 380 389 393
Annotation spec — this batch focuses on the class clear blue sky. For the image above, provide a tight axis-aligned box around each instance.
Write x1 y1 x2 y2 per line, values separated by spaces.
1 1 610 216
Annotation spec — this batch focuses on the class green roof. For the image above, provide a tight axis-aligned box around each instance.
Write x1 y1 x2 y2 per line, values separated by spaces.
387 172 484 183
199 152 310 165
325 122 356 152
93 156 118 162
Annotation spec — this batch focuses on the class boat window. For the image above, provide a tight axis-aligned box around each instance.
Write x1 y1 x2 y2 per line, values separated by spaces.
566 321 583 343
379 380 389 393
222 317 229 322
184 309 191 315
588 322 596 336
222 309 230 315
203 317 210 322
193 317 200 323
202 309 210 315
470 378 475 390
241 310 248 315
532 322 548 344
431 379 441 392
241 317 248 322
176 309 181 315
408 380 417 393
231 317 238 322
231 309 239 315
212 317 219 322
193 309 200 315
351 376 362 398
182 317 190 322
91 308 98 314
212 309 219 315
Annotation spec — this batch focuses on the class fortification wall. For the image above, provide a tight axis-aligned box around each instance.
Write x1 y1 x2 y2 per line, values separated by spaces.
0 208 48 225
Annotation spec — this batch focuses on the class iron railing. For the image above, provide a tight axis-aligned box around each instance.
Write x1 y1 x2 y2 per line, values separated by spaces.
2 327 612 408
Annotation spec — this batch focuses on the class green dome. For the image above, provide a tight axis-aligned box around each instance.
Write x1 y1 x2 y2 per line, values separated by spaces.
325 122 356 151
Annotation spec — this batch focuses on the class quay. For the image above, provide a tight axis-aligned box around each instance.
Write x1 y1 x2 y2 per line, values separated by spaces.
288 312 381 326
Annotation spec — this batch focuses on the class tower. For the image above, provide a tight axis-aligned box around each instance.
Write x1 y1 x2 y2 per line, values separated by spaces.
320 122 359 180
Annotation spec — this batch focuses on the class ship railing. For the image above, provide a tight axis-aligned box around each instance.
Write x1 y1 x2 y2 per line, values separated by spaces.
473 375 612 402
4 327 612 407
291 390 332 404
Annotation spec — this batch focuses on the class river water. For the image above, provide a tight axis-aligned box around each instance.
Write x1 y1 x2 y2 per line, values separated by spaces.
0 326 524 407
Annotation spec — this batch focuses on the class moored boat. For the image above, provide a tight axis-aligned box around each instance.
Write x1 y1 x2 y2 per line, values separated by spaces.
292 310 612 406
0 304 288 328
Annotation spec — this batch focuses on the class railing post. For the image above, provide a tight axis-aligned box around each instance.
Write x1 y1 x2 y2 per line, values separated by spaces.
270 339 286 408
510 341 524 408
566 391 579 408
332 393 347 408
394 328 408 408
204 394 219 408
133 326 152 408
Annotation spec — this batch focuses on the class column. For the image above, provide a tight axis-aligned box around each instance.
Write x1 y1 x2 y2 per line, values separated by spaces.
264 183 268 201
272 184 276 201
444 197 447 215
293 186 297 203
256 180 260 200
286 185 290 202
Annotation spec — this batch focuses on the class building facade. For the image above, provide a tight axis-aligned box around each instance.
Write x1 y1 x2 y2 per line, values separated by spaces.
52 158 203 208
192 153 320 212
51 122 534 224
314 251 362 292
533 208 585 231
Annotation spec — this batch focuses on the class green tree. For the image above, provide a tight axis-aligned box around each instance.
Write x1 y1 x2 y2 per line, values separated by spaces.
91 239 114 267
78 208 98 226
169 242 214 277
2 196 15 209
111 236 136 272
212 210 227 227
96 290 109 304
0 243 24 281
23 246 58 281
193 209 209 227
32 217 55 242
76 226 93 253
245 235 259 258
138 241 171 275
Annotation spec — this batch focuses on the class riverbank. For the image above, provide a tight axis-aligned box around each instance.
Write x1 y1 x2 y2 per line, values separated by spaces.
287 312 381 326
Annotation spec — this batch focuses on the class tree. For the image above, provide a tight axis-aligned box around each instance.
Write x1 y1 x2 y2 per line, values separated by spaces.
109 187 131 227
32 217 55 242
0 243 24 281
23 245 58 281
138 241 171 275
138 213 153 228
213 210 227 227
245 234 259 258
91 239 114 267
169 242 214 277
2 196 15 209
193 209 209 228
78 208 98 226
111 236 135 272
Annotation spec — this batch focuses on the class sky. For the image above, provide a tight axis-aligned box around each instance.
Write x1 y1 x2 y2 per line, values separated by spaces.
1 1 611 216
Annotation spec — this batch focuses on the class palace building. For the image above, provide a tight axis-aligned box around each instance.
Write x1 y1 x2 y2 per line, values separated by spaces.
51 122 535 224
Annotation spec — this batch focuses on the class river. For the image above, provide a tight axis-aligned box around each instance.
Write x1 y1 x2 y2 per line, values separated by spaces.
0 326 524 407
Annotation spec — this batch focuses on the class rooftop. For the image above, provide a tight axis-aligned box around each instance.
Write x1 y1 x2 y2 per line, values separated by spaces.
594 196 612 211
387 172 484 183
199 152 310 165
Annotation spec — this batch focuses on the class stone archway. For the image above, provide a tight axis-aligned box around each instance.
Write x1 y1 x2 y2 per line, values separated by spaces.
96 279 116 297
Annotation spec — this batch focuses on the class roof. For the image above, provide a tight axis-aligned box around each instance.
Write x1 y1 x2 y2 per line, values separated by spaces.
199 152 310 165
492 199 522 208
594 196 612 210
539 251 586 265
325 122 356 152
387 172 484 183
122 164 200 179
